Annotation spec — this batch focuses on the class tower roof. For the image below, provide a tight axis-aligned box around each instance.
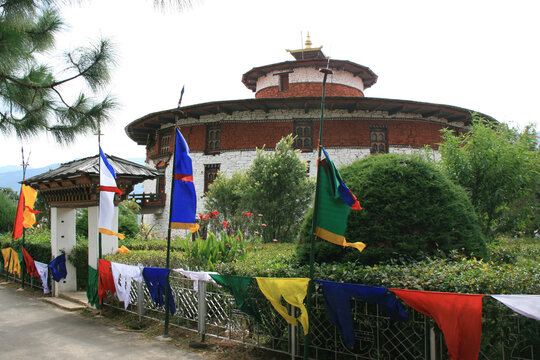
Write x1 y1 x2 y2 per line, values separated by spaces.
286 32 326 60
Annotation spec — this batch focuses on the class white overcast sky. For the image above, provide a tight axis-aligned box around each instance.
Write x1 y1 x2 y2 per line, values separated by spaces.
1 0 539 167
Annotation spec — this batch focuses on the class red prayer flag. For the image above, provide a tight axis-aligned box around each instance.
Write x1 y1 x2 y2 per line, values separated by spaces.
22 247 39 277
12 187 25 239
98 259 116 304
391 289 483 360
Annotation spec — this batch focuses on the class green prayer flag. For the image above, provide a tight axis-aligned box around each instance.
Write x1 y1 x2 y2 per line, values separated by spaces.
210 274 261 322
314 148 366 252
87 265 100 308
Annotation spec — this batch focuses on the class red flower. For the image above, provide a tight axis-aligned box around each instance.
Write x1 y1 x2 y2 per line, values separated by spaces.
247 213 253 217
226 243 231 248
198 214 203 219
258 214 263 217
242 212 246 216
222 221 228 228
272 239 278 242
262 224 267 227
212 210 220 215
204 214 210 220
235 238 239 241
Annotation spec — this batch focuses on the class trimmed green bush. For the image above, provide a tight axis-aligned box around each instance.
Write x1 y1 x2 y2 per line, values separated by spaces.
297 154 487 265
0 190 17 235
105 250 189 269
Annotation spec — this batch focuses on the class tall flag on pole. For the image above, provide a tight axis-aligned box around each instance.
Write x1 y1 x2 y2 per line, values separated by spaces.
314 147 366 252
170 128 199 232
98 148 125 239
12 185 40 239
177 86 185 110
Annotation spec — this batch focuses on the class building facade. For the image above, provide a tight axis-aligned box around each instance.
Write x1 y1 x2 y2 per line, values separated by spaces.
125 36 495 233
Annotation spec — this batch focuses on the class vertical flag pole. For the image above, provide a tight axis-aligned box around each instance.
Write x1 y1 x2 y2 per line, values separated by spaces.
97 120 102 261
303 66 333 360
163 127 178 337
20 147 28 289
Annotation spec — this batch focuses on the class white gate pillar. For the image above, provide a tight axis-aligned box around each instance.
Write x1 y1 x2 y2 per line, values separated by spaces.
50 207 77 295
87 206 120 269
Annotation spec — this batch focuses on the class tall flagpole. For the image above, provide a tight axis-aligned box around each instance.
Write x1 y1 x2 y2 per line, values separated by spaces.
163 126 178 337
20 147 29 289
303 66 333 360
97 120 102 261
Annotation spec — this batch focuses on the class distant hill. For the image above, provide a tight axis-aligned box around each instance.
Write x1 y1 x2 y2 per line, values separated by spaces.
0 157 146 193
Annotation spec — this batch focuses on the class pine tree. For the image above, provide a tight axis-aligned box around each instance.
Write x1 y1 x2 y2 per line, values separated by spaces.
0 0 116 143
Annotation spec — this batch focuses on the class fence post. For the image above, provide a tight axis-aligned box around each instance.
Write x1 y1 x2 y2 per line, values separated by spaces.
137 264 144 322
430 326 436 360
289 304 296 359
198 280 207 342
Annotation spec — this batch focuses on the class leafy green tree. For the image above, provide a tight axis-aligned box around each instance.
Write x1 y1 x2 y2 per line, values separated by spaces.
438 115 539 237
76 200 140 239
244 135 314 242
204 172 247 225
0 190 17 234
0 187 19 202
1 0 116 143
297 154 487 265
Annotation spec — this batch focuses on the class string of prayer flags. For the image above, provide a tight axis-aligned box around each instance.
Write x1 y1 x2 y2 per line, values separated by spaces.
316 280 408 349
255 277 310 335
491 295 540 321
48 253 67 282
98 259 116 304
22 247 39 277
34 261 50 294
87 266 99 308
391 289 483 360
143 267 175 316
111 262 143 310
1 248 21 277
210 274 261 322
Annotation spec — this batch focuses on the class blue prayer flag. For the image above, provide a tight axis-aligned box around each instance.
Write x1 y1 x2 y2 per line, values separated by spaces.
142 267 175 316
170 128 199 232
316 279 408 349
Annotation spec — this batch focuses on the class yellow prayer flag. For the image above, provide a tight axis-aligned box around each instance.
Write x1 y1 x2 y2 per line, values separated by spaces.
1 248 21 277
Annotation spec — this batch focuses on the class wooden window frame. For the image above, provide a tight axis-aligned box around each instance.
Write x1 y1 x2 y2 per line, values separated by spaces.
204 164 220 193
370 126 388 154
293 120 313 151
205 123 221 154
158 132 172 155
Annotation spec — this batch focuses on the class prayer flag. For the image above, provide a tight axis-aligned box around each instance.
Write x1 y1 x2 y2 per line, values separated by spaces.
111 262 143 310
22 247 39 277
210 274 261 322
177 85 185 110
98 148 125 240
316 280 408 348
1 248 21 277
314 148 365 252
12 184 40 239
391 288 483 360
170 128 199 232
87 266 99 308
143 267 176 316
255 277 310 335
48 253 67 282
34 261 50 294
98 259 116 304
491 295 540 321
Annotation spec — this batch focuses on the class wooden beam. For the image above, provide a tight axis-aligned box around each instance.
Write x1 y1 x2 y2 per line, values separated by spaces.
388 106 403 116
422 110 440 118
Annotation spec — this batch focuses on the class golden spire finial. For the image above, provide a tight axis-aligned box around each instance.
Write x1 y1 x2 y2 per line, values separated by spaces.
305 32 312 49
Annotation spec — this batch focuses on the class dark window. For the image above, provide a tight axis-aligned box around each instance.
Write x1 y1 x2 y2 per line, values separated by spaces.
294 121 313 151
156 175 165 194
206 123 221 154
370 126 388 154
204 164 220 193
279 73 289 92
159 133 171 154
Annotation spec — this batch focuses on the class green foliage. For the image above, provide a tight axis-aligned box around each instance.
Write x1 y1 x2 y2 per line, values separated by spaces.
0 0 117 143
118 200 140 238
0 187 18 202
204 172 248 231
205 135 314 243
105 250 189 269
0 190 17 234
438 116 539 237
0 227 51 263
297 154 487 265
76 200 140 239
67 240 88 290
178 231 248 271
